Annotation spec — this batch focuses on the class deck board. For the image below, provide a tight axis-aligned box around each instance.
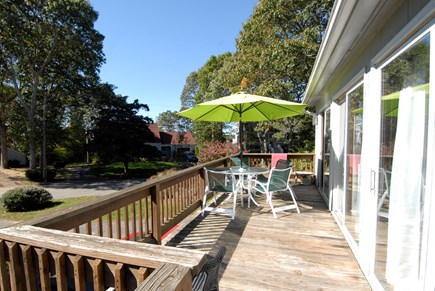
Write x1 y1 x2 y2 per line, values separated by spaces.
164 184 371 290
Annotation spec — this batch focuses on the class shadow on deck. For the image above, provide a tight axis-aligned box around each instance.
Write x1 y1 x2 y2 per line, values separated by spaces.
163 184 371 291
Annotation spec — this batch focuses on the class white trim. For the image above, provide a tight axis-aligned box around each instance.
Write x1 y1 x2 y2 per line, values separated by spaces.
359 67 382 278
342 80 364 226
421 24 435 291
321 108 331 205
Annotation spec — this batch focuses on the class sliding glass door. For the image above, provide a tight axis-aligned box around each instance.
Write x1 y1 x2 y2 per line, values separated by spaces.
374 33 430 290
344 83 364 245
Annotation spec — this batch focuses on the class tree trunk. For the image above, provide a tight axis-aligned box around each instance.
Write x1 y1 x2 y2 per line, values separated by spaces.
0 125 8 169
28 116 37 170
42 94 47 182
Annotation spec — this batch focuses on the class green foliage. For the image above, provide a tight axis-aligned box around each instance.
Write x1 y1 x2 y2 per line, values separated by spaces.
48 146 70 166
179 0 333 153
2 187 53 212
53 160 67 170
191 54 233 146
88 161 179 179
156 111 182 132
232 0 333 101
0 196 96 221
197 141 239 163
25 169 57 182
180 72 199 110
0 0 105 169
0 84 16 169
89 84 154 174
55 108 92 164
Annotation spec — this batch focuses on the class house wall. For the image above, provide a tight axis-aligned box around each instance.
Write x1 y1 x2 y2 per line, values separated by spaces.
312 0 432 111
1 148 27 166
304 1 435 290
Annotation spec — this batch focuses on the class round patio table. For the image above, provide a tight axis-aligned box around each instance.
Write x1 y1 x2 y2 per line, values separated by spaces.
231 166 269 207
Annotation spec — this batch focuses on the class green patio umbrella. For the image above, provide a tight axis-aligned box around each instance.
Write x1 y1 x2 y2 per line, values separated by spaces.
178 92 307 156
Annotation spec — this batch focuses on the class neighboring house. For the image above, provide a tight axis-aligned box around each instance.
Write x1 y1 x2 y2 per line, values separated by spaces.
147 124 196 159
303 1 434 290
0 148 27 167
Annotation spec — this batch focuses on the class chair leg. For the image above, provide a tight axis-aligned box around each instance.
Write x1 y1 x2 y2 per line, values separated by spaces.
213 192 217 206
247 180 259 208
202 190 210 217
267 187 300 219
288 186 300 214
232 191 237 220
267 192 278 219
239 188 244 208
289 182 298 199
201 196 206 217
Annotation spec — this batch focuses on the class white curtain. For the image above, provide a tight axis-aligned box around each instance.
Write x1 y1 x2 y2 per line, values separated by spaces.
386 87 426 288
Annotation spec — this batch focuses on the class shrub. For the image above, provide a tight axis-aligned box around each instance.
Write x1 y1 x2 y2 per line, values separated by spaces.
8 159 24 168
25 168 57 182
2 187 53 212
197 141 239 163
53 161 67 169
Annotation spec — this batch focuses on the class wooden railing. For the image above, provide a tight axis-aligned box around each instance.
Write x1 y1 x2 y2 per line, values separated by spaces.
17 154 314 245
244 153 316 172
2 153 314 290
0 225 206 291
19 158 228 245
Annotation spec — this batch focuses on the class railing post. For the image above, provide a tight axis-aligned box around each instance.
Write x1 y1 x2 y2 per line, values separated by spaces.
151 185 162 245
199 168 205 205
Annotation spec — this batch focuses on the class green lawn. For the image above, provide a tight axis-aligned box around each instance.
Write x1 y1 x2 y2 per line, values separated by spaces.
86 161 181 179
0 196 98 221
0 161 183 221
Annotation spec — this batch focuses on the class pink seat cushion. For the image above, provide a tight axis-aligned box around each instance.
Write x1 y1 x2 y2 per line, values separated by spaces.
271 153 288 168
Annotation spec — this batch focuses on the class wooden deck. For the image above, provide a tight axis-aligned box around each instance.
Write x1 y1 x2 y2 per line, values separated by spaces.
163 184 371 291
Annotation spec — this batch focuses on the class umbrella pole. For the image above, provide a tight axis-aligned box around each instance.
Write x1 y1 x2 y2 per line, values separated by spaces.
239 120 243 161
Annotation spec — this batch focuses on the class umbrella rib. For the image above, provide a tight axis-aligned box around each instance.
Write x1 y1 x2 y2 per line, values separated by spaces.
249 101 305 120
193 105 229 121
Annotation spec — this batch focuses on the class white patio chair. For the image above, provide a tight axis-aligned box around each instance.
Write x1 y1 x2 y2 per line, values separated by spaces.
378 168 391 219
203 167 239 220
252 166 300 219
255 158 292 184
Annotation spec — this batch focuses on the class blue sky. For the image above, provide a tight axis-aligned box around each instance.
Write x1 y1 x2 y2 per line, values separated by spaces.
89 1 258 121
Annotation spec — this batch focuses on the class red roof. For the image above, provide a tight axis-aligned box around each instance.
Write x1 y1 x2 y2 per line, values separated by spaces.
148 124 195 145
148 124 161 142
167 131 196 145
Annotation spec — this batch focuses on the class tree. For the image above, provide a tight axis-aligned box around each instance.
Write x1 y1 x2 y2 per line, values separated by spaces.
156 71 200 133
180 0 333 153
191 54 233 146
0 82 15 169
90 84 153 175
231 0 333 100
217 0 333 152
180 72 199 111
0 0 104 169
0 32 17 169
177 72 198 133
156 111 180 132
